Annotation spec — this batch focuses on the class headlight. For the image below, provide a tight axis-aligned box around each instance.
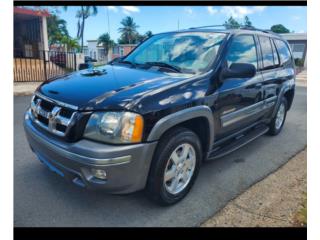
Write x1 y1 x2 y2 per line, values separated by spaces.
84 112 144 144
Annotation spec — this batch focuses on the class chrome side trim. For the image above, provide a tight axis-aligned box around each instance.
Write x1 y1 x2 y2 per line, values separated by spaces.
221 96 277 127
35 91 79 110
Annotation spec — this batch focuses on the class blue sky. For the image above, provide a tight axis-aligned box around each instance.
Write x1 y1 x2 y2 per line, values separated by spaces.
49 6 307 44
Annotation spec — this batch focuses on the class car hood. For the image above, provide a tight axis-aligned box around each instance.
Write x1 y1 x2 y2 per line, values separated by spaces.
38 65 193 111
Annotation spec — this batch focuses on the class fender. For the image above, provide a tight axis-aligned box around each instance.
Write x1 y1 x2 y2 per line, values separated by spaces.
147 105 215 149
271 78 295 119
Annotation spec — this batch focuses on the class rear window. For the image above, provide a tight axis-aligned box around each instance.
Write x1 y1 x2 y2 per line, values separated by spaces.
274 39 292 66
271 39 280 66
259 36 276 70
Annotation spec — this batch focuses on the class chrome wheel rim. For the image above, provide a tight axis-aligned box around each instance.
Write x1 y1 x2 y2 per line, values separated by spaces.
275 103 285 130
163 143 196 195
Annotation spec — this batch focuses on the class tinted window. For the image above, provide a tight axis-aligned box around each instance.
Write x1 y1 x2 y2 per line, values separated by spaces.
271 39 280 66
226 35 257 68
259 36 274 69
274 39 292 66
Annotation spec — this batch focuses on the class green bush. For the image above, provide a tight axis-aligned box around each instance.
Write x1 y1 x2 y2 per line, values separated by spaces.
295 58 304 67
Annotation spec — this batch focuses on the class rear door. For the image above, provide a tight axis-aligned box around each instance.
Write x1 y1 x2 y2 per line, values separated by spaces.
214 34 264 140
258 36 294 117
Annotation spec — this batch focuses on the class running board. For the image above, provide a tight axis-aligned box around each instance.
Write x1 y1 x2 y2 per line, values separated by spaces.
207 125 269 160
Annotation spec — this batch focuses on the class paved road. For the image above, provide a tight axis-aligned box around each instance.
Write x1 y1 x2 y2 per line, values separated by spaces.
14 87 307 227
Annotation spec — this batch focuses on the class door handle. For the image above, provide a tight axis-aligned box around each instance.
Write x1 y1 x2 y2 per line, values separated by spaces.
255 83 262 88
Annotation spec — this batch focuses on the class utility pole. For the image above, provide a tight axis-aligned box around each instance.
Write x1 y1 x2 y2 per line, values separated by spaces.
106 7 111 61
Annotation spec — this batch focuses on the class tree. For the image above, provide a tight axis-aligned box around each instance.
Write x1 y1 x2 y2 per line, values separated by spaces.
271 24 290 33
244 16 253 27
64 6 98 52
47 14 79 52
97 33 115 57
134 31 153 43
47 15 69 47
118 16 139 44
61 36 80 52
145 31 153 38
224 17 240 29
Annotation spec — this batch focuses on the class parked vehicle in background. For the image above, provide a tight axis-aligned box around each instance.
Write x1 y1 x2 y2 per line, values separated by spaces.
85 56 97 63
50 52 66 67
24 26 295 205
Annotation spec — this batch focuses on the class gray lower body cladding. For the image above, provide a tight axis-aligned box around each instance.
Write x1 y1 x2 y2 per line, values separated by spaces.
24 110 158 194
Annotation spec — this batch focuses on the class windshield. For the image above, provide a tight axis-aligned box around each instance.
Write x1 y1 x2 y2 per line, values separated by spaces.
124 32 226 74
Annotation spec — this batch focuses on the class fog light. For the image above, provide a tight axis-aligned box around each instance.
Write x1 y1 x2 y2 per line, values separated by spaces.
91 169 107 180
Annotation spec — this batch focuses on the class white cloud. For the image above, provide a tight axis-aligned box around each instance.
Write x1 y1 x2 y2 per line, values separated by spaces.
292 15 301 20
107 6 118 12
221 6 266 19
184 7 193 15
207 6 218 15
122 6 140 15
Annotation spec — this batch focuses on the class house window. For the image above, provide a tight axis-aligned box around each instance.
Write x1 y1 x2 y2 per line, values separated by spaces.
25 44 33 58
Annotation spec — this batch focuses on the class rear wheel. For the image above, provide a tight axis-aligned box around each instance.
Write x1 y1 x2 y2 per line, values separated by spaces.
146 127 202 205
268 97 288 136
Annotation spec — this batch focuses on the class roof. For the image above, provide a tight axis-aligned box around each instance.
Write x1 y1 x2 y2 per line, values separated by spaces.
280 33 307 41
14 7 50 17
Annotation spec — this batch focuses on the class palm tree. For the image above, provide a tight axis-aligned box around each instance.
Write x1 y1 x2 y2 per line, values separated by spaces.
118 16 139 44
64 6 98 53
97 33 115 59
47 14 69 48
61 36 80 52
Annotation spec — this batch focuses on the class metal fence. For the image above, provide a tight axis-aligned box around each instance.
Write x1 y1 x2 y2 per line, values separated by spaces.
14 49 77 82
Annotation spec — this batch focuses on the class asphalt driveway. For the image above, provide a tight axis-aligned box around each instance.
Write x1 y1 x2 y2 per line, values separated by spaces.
14 86 307 227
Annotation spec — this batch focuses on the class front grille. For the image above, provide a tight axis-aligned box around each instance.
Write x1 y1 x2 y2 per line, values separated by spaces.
30 94 77 137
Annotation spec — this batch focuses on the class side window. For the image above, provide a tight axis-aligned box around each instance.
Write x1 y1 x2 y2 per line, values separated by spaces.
259 36 275 70
271 39 280 66
226 35 257 68
274 39 292 66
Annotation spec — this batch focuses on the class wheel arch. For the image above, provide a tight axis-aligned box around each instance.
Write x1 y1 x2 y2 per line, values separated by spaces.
147 106 214 154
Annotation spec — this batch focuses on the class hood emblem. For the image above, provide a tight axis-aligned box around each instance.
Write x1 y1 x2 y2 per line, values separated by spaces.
81 68 107 76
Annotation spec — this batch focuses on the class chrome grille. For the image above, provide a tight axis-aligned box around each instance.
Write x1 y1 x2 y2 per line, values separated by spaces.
29 94 77 137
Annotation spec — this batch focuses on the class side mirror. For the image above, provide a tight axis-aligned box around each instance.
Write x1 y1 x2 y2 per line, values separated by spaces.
220 63 256 81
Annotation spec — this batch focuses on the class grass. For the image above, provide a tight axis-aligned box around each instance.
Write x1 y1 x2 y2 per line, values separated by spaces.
294 192 307 227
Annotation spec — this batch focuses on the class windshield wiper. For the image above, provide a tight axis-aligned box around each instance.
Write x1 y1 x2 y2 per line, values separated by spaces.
118 60 137 68
144 61 182 73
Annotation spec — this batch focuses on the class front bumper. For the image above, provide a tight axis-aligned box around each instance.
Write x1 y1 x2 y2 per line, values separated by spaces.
24 109 158 194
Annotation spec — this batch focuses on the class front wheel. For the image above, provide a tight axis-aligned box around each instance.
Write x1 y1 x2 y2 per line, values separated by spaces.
268 97 288 136
146 127 202 205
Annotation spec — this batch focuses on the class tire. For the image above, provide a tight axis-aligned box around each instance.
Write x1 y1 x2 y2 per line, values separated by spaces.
146 127 202 206
268 97 288 136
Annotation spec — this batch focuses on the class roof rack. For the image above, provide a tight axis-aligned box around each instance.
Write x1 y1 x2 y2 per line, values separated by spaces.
188 24 279 36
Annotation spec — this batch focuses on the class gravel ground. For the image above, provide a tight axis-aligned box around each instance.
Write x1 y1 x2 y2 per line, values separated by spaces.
201 148 307 227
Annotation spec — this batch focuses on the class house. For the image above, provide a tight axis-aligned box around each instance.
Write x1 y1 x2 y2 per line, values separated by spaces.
83 41 137 63
14 7 50 58
14 7 82 82
83 40 108 62
112 44 137 60
280 33 307 68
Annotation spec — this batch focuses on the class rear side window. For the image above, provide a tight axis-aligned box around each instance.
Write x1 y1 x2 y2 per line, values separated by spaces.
274 39 292 66
271 39 280 66
259 36 275 70
226 35 257 68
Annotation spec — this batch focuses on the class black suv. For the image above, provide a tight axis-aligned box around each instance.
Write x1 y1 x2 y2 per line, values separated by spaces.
24 27 295 205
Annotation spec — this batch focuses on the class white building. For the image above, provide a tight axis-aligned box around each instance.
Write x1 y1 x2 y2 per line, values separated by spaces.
83 40 109 62
280 33 307 68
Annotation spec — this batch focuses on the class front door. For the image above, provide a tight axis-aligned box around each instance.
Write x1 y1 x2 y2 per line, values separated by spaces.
214 34 264 140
